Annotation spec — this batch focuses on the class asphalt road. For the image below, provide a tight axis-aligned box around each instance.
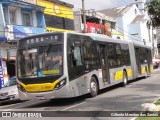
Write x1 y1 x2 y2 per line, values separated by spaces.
1 69 160 120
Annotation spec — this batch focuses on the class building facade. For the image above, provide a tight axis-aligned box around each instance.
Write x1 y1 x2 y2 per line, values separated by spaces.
0 0 46 87
99 2 158 57
36 0 75 32
74 10 124 39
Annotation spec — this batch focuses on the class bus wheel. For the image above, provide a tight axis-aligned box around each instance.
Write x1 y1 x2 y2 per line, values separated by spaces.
122 71 128 86
144 67 148 78
89 77 98 97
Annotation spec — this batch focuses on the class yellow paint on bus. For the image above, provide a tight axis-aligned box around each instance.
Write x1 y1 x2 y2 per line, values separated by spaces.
42 69 60 75
141 67 146 74
20 80 59 92
115 70 123 80
150 66 154 73
126 69 132 77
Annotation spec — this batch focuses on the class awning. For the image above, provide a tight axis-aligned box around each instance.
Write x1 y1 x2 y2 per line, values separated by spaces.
0 0 44 11
0 37 7 46
0 37 7 41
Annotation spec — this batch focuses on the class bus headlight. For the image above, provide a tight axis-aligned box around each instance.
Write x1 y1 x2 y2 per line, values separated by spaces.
17 83 26 92
54 79 66 90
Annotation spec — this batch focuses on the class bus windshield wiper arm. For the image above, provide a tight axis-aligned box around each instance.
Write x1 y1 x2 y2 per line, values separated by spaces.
43 42 52 54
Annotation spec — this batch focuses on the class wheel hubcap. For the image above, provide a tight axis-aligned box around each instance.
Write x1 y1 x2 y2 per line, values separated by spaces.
124 76 127 84
91 82 96 93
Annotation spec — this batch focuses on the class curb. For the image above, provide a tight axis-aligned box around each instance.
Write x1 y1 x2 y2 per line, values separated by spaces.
130 97 160 120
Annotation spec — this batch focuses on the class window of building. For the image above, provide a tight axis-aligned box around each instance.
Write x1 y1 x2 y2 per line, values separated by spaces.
45 14 63 29
117 36 120 39
111 22 116 29
64 18 74 30
45 14 74 30
135 9 137 14
9 9 16 24
3 8 7 23
22 12 32 26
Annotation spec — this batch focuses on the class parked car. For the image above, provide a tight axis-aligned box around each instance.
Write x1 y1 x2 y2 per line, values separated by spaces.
153 59 160 69
0 77 19 104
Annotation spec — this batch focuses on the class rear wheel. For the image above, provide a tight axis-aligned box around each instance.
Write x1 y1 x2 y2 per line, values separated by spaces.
144 67 148 78
89 77 98 97
122 71 128 86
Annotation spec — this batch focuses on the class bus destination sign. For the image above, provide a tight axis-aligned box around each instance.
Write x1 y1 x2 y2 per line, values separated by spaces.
18 34 63 47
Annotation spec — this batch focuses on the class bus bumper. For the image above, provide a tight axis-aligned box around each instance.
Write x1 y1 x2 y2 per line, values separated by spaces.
18 85 72 100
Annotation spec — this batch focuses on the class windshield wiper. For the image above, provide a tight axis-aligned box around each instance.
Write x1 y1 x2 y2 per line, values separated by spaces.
43 40 55 55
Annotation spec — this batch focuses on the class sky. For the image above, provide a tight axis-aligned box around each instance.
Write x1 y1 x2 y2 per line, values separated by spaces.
60 0 132 10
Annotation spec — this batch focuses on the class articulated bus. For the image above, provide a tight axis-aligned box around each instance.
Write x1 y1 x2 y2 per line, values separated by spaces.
16 32 153 100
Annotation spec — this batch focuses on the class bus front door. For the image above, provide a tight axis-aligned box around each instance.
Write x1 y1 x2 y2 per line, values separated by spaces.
135 48 141 75
99 44 109 83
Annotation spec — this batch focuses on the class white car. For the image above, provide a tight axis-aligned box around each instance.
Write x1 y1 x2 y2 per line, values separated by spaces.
0 77 19 104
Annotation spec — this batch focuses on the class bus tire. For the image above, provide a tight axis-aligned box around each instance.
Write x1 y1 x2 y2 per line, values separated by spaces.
144 67 148 78
89 77 98 97
122 71 128 86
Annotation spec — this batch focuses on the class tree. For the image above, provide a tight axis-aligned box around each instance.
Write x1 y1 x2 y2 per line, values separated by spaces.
146 0 160 28
146 0 160 57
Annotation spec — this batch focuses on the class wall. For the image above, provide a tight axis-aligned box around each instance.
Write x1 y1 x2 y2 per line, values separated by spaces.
19 0 36 4
0 3 5 37
115 4 141 40
74 11 82 33
128 23 142 42
36 0 74 19
36 0 74 32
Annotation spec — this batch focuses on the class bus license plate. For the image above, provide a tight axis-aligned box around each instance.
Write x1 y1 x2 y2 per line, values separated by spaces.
25 85 52 92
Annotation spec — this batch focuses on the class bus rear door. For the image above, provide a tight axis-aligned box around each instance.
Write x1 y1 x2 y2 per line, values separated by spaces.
98 44 110 84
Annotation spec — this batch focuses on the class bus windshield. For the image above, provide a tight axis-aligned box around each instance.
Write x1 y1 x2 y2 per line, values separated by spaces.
17 44 63 78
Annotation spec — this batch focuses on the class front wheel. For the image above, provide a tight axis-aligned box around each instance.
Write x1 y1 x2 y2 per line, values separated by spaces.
89 77 98 97
122 71 128 86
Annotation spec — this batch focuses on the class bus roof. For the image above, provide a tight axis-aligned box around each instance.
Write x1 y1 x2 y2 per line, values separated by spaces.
19 32 151 49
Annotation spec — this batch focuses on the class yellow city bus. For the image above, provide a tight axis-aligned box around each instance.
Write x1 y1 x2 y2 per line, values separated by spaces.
16 32 153 100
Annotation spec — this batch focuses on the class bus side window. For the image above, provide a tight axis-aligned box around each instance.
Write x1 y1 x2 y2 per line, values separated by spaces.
69 44 83 67
73 46 83 66
82 39 98 70
107 43 117 68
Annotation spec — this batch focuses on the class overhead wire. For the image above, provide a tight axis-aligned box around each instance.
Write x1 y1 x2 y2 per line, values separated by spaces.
97 0 150 42
0 0 151 43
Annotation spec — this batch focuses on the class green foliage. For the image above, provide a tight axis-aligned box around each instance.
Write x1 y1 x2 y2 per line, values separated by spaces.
136 117 160 120
146 0 160 27
154 99 160 105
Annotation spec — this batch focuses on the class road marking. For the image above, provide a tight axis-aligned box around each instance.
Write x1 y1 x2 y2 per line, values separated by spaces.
153 68 160 72
60 102 86 111
151 75 159 79
130 118 136 120
0 100 48 109
1 109 12 111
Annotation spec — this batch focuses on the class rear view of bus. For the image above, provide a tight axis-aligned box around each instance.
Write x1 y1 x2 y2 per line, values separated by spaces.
16 32 69 100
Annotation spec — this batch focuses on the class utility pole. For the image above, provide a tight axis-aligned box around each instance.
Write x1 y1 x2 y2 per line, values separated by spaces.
82 0 86 33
